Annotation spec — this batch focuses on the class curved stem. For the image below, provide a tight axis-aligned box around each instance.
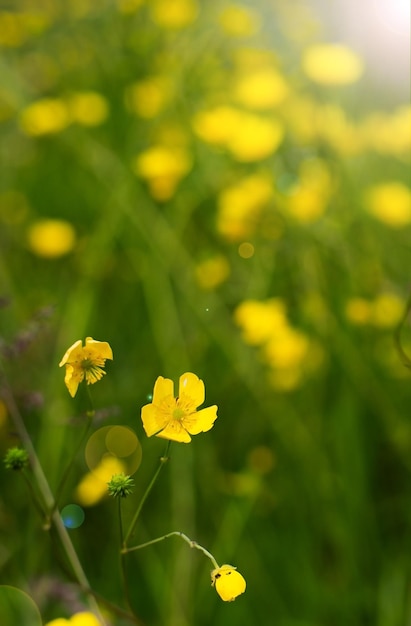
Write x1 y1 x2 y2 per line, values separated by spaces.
123 531 219 569
123 441 171 547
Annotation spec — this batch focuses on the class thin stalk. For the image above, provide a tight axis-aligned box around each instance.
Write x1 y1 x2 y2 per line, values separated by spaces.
123 531 219 569
50 411 93 516
1 381 108 626
123 441 171 547
118 498 135 614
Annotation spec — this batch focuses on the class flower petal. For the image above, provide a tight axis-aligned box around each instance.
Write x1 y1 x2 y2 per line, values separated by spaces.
85 337 113 360
59 339 83 366
184 405 218 435
141 403 166 437
156 420 192 443
179 372 205 407
152 376 174 405
64 364 83 397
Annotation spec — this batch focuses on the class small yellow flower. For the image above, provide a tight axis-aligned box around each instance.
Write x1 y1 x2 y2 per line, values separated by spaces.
141 373 218 443
211 564 246 601
59 337 113 397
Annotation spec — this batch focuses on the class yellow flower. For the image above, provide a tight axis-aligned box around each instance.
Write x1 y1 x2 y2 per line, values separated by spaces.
133 145 192 201
27 219 76 258
141 373 218 443
218 5 260 37
68 91 109 126
59 337 113 397
19 98 70 136
211 564 246 601
302 44 364 85
150 0 198 29
234 68 289 109
365 182 411 227
217 174 273 240
45 613 101 626
226 113 284 162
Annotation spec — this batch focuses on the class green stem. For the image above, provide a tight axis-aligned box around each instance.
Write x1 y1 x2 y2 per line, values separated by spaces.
118 498 136 617
123 531 220 569
1 382 108 626
51 412 93 516
123 441 171 547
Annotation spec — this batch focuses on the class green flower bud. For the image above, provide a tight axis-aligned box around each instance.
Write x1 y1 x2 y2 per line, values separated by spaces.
107 473 134 498
4 447 29 471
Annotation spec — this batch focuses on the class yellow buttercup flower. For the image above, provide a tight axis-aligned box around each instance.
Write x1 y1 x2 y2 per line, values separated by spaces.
211 564 246 601
141 373 218 443
27 219 76 258
59 337 113 397
364 182 411 227
302 44 364 85
45 613 101 626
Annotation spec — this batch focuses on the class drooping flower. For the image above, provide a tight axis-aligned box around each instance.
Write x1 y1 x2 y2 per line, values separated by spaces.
141 372 218 443
59 337 113 397
211 564 246 601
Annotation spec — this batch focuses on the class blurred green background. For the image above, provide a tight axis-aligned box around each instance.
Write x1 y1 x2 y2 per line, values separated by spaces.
1 0 411 624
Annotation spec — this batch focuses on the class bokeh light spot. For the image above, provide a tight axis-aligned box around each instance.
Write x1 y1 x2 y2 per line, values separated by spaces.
61 504 85 529
238 242 255 258
105 425 139 458
85 426 142 476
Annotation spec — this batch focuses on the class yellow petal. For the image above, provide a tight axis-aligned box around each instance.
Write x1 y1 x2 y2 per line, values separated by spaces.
85 337 113 360
59 339 83 366
152 376 174 405
156 420 192 443
184 405 218 435
64 364 83 397
178 372 204 407
141 403 166 437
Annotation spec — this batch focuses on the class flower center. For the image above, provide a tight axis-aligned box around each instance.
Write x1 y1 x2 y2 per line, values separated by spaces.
172 407 186 421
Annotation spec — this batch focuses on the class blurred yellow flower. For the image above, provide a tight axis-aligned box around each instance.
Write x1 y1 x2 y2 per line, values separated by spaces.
361 106 411 157
269 367 303 391
219 5 260 37
217 174 273 240
0 11 49 47
234 299 287 345
75 456 125 507
192 106 242 145
234 68 289 109
70 613 101 626
19 98 70 136
27 219 76 258
286 158 333 223
302 44 364 85
211 564 246 601
263 328 309 369
195 255 230 290
226 113 284 161
150 0 198 28
68 91 109 126
59 337 113 398
125 76 172 118
365 182 411 227
133 145 192 201
371 293 404 328
141 372 218 443
345 298 372 325
45 613 101 626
